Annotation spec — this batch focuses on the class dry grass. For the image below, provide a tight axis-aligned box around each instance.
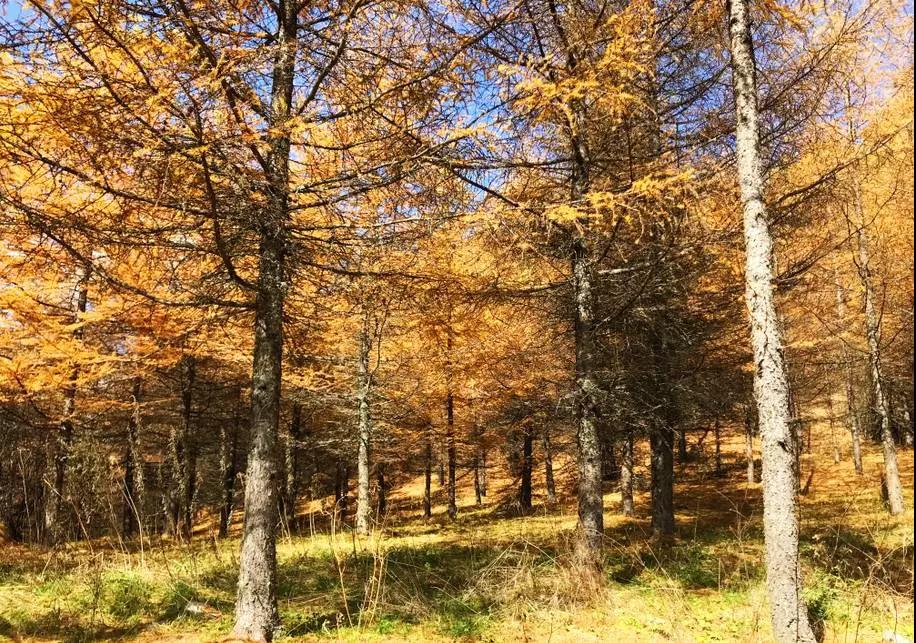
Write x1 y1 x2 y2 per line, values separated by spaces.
0 420 912 642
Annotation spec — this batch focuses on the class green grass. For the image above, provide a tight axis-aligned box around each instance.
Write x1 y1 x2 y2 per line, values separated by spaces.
0 444 912 641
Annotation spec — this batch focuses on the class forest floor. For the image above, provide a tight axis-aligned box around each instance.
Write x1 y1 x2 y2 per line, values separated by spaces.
0 426 913 642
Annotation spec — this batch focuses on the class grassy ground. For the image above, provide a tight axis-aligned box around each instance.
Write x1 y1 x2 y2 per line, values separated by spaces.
0 427 912 642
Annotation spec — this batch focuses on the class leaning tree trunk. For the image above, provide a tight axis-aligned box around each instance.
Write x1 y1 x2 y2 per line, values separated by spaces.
355 318 374 536
122 378 143 538
727 1 816 639
233 1 296 637
45 266 89 544
834 273 864 474
852 182 904 515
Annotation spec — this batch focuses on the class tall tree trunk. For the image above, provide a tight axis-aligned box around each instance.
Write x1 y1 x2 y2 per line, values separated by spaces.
714 417 723 478
233 1 297 637
677 427 688 462
519 422 533 512
45 266 89 544
727 1 816 638
179 355 197 542
283 403 302 525
423 427 433 519
620 429 634 517
445 388 457 521
355 318 373 536
219 387 243 538
572 233 603 568
122 378 143 538
852 182 904 515
473 429 483 506
834 272 863 473
649 328 675 538
543 428 556 505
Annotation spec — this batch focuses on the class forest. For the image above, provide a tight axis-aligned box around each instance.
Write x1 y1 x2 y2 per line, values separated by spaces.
0 0 913 641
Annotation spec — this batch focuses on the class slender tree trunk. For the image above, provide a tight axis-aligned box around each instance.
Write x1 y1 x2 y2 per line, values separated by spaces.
283 403 302 525
179 355 196 542
714 418 723 478
835 273 864 473
445 388 457 521
727 1 816 638
355 319 373 536
122 378 143 538
219 387 243 538
519 422 533 512
677 427 688 462
620 430 634 516
649 329 675 538
543 428 556 505
376 465 388 518
45 266 89 543
745 409 755 484
852 182 904 515
423 428 433 518
233 2 296 637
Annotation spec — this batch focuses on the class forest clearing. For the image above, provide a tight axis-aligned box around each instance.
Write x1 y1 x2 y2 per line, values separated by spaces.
0 0 913 640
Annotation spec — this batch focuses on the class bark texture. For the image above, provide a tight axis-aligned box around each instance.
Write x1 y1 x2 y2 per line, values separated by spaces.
619 430 634 516
834 273 863 474
728 0 816 638
233 0 297 636
355 318 373 536
219 388 243 538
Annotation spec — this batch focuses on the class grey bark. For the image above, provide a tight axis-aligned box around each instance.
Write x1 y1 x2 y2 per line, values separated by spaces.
727 0 816 638
283 402 302 524
233 0 297 636
852 182 904 514
619 430 634 516
355 319 373 536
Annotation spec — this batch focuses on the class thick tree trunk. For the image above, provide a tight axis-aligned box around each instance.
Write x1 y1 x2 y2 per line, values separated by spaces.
355 319 373 536
219 387 243 538
853 183 904 515
45 266 89 544
727 1 816 638
572 234 603 569
233 2 296 636
834 273 863 473
543 428 556 505
649 422 675 537
519 423 533 512
620 430 634 516
122 378 143 538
